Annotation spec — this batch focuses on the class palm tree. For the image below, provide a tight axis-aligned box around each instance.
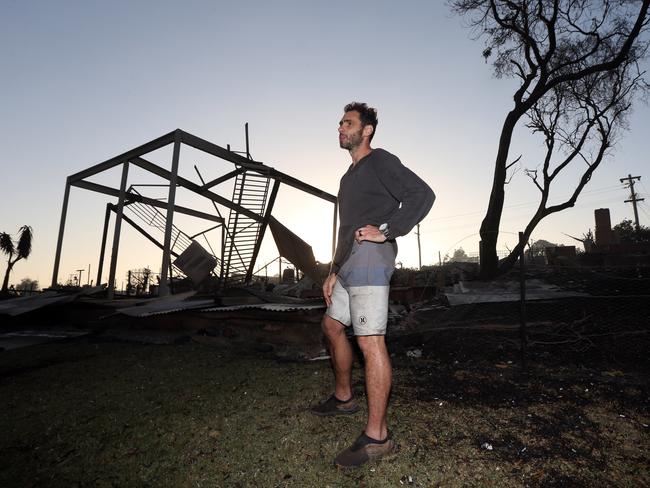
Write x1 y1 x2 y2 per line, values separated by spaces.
1 225 33 292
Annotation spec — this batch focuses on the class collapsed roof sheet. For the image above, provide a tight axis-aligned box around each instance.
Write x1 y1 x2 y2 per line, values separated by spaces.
116 300 325 318
200 303 325 313
114 291 208 317
269 217 321 283
0 288 104 316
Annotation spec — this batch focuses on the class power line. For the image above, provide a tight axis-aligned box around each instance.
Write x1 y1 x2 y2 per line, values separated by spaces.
420 195 623 234
637 201 650 221
426 184 624 223
637 178 650 199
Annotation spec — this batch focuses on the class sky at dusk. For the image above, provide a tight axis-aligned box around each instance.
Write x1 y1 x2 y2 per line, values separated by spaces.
1 0 649 289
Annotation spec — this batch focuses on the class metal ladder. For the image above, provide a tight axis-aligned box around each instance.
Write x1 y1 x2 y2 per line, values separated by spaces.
222 170 270 286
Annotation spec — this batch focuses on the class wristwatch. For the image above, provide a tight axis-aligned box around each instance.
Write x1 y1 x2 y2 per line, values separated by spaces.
379 223 390 239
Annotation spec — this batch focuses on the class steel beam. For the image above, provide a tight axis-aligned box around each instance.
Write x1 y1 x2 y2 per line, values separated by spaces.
70 180 223 223
107 162 130 299
201 168 245 189
193 166 226 283
51 180 71 287
179 130 266 170
68 131 176 183
109 204 180 257
246 180 280 282
267 168 337 203
158 133 181 296
96 204 112 286
189 223 222 239
179 129 336 203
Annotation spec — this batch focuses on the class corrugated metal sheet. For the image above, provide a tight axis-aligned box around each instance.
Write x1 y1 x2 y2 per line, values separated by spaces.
116 300 326 318
0 292 75 316
0 286 105 316
200 303 326 313
116 299 214 317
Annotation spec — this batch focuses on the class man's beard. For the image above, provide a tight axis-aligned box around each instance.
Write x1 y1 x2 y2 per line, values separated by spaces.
339 129 363 150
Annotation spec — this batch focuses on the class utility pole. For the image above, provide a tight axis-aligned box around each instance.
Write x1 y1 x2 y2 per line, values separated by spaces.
416 223 422 270
76 269 84 287
620 174 644 230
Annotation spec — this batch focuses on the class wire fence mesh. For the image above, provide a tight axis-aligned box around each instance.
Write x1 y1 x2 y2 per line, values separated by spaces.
390 252 650 369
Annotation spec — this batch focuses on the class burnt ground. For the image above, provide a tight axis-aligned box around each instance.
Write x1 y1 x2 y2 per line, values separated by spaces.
1 295 648 487
382 295 649 487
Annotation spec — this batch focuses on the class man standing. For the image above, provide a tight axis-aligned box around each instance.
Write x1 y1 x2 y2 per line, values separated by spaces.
311 102 435 468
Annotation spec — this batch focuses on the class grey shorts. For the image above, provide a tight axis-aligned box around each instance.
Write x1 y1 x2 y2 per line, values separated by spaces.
326 279 390 336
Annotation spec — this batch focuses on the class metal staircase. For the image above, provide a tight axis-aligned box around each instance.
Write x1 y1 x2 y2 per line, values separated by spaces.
222 170 270 286
123 188 221 278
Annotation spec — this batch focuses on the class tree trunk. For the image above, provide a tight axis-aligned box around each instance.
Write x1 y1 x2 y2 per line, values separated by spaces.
498 238 526 273
498 212 546 274
2 262 14 292
479 110 521 279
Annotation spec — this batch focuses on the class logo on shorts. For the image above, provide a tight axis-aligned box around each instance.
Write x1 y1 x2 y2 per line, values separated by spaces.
358 316 367 325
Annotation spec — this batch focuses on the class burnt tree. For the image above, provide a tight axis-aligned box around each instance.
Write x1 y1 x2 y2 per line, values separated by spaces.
451 0 650 278
1 225 33 292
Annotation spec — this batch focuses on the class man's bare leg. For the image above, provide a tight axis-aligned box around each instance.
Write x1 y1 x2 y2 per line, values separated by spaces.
322 314 354 400
356 335 391 440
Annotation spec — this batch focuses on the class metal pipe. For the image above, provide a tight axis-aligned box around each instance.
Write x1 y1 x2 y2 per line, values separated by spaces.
245 122 250 159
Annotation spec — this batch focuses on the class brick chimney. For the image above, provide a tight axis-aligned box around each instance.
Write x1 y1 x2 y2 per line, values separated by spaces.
594 208 613 246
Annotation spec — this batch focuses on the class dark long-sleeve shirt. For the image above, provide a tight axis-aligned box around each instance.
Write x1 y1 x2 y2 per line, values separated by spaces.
331 148 435 274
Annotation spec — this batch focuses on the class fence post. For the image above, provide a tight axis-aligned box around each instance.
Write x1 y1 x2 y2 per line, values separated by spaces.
519 231 527 370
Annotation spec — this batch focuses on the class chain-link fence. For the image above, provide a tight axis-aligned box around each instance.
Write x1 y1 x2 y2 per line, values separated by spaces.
389 247 650 368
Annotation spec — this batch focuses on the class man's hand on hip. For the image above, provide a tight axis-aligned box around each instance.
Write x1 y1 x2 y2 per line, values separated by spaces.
355 225 387 243
323 273 337 307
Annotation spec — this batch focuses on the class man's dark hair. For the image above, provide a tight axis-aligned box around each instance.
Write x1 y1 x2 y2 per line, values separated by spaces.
344 102 378 142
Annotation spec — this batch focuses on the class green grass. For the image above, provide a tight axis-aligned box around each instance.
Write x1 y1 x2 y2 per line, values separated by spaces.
1 340 648 487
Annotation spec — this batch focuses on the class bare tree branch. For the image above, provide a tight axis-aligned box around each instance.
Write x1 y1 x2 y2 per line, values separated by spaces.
505 154 523 169
451 0 650 277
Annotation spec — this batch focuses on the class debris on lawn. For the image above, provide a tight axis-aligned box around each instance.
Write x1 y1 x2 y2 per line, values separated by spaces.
406 349 422 358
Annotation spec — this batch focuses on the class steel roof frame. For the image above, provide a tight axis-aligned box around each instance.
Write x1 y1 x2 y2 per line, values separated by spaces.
51 129 336 297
